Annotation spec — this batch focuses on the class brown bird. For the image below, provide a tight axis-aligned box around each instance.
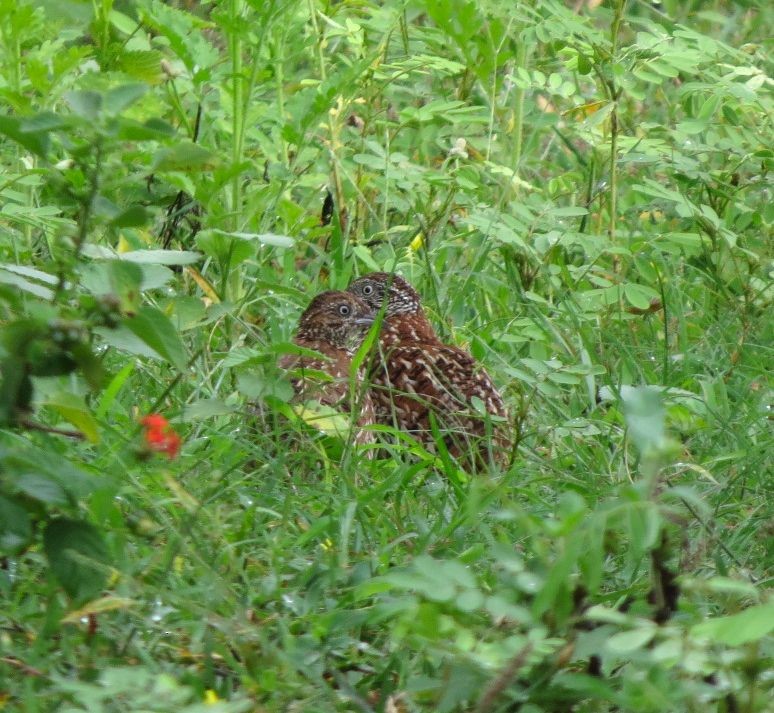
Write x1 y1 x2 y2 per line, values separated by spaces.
347 272 511 467
280 291 376 448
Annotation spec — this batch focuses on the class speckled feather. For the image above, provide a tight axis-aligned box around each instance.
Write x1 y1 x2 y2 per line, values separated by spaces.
279 291 375 447
348 273 511 466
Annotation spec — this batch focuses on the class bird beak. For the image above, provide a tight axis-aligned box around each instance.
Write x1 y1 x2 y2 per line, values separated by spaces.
354 316 376 326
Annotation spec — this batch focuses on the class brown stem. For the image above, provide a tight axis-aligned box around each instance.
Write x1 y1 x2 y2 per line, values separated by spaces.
474 642 534 713
18 418 86 440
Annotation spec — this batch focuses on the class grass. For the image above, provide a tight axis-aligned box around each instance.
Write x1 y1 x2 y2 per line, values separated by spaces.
0 0 772 711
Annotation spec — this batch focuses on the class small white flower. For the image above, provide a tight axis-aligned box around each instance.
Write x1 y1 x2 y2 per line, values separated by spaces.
449 137 468 159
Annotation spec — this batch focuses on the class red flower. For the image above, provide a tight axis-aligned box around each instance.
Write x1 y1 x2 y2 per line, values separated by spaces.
140 414 182 459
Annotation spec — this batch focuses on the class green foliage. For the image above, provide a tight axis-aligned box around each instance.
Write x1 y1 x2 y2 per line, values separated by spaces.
0 0 771 711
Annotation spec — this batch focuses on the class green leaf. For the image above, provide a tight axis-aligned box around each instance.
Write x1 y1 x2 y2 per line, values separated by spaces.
697 94 721 122
43 519 111 602
117 50 164 83
125 306 188 370
0 263 58 285
0 495 32 554
196 231 255 269
14 473 68 505
0 446 98 502
107 259 143 303
109 205 149 228
117 117 177 141
210 230 295 249
0 356 33 425
692 602 774 646
292 401 353 438
621 386 666 454
94 324 164 360
109 9 139 35
152 142 216 172
624 283 658 310
120 249 201 266
44 392 100 443
605 626 657 653
0 267 55 299
103 83 148 115
65 90 102 120
0 116 51 157
95 362 134 419
182 398 237 421
548 206 589 217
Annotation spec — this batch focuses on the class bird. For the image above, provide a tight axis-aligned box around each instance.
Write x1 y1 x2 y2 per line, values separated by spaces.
347 272 511 468
279 290 376 448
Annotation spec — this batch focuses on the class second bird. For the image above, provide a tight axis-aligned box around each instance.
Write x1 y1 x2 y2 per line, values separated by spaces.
348 272 511 468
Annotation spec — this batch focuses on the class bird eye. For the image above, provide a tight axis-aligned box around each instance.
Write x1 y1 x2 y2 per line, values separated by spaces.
338 304 351 316
362 284 374 296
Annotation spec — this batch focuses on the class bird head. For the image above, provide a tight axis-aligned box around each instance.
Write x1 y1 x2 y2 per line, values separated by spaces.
296 291 375 350
347 272 422 317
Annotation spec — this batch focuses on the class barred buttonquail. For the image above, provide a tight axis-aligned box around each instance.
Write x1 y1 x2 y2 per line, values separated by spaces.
348 273 511 466
280 291 376 447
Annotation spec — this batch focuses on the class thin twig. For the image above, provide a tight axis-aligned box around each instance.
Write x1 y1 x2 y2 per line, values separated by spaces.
474 642 533 713
0 656 45 678
18 418 86 440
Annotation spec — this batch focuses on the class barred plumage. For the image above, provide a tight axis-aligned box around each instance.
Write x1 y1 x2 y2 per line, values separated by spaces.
280 291 375 448
348 273 511 467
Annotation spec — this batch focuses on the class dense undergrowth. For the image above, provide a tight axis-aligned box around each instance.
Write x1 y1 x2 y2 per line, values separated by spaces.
0 0 772 711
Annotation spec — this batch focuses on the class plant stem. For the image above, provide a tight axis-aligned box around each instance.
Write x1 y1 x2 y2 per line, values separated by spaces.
511 35 527 177
53 140 103 301
229 0 244 233
308 0 347 238
274 26 289 165
608 0 627 268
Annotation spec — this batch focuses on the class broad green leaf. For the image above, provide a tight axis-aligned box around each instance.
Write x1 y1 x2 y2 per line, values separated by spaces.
0 116 50 157
697 94 721 121
455 588 484 612
220 346 266 368
117 117 176 141
138 264 175 290
182 398 237 421
0 495 32 554
621 386 666 453
624 283 659 310
104 83 148 115
95 324 166 360
65 90 102 120
152 142 216 172
43 519 111 602
605 626 657 653
44 392 100 443
109 205 149 228
292 401 353 438
109 9 139 35
117 50 165 83
692 602 774 646
78 259 142 312
13 473 68 505
0 446 98 501
125 306 188 370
